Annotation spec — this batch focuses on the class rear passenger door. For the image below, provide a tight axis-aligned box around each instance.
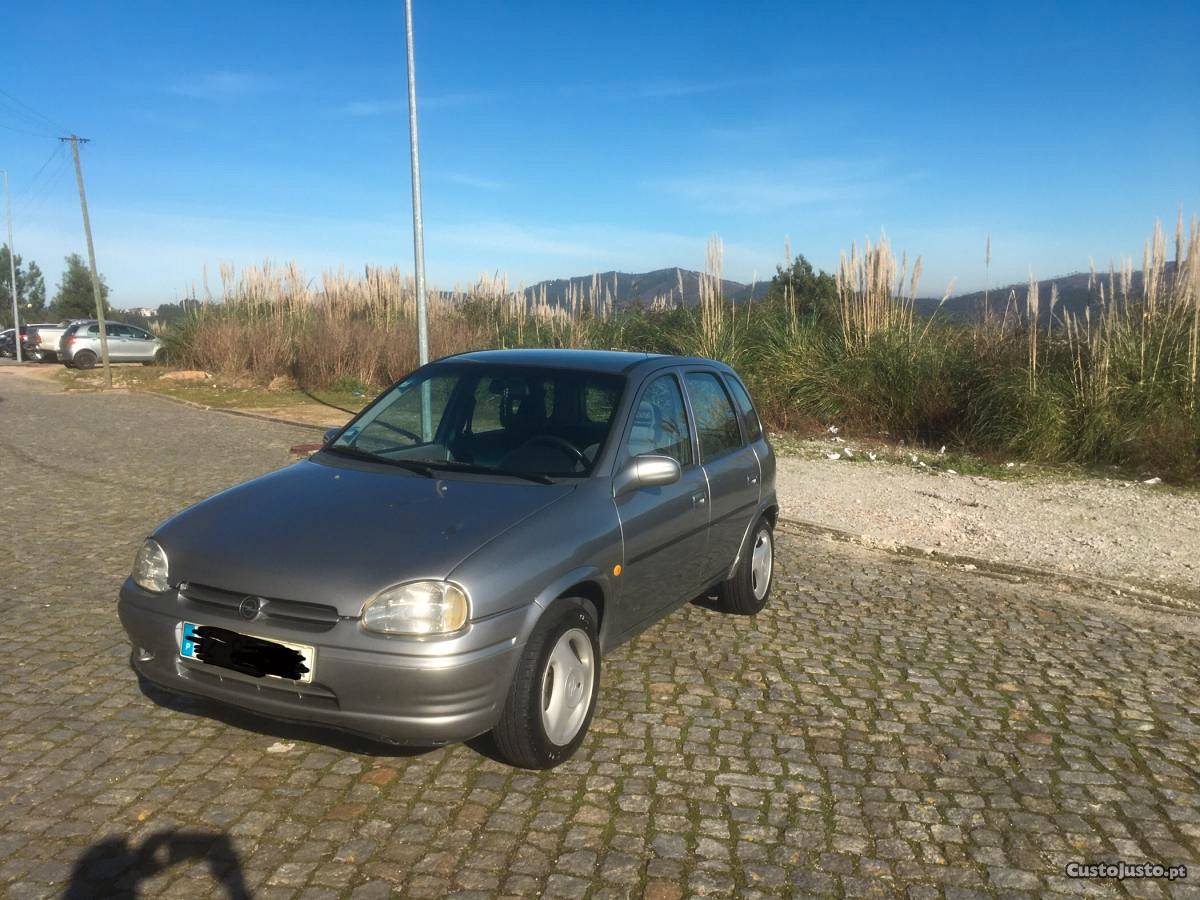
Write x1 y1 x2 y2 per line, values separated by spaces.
105 323 133 360
683 370 760 582
126 326 158 361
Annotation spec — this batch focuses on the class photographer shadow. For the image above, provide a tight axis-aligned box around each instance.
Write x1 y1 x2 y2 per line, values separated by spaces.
63 830 249 899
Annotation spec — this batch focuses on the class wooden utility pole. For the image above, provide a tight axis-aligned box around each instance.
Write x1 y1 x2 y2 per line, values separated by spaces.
62 135 111 388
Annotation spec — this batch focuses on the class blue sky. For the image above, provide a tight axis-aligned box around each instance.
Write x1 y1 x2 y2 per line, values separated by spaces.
2 0 1197 306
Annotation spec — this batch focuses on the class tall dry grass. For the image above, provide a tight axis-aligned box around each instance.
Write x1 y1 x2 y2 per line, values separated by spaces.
170 214 1200 480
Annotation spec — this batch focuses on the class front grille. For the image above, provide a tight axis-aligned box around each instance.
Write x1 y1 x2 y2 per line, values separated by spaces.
179 582 341 632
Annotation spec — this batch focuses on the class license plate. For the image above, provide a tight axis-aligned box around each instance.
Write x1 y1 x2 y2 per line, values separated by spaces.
179 622 315 684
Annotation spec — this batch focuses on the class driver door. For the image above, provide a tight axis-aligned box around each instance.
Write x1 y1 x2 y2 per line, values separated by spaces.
611 371 709 636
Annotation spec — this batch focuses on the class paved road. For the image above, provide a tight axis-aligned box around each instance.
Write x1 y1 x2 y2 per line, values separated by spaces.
1 367 1198 899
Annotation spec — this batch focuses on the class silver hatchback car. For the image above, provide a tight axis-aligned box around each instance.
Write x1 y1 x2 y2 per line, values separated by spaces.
118 349 777 768
61 319 165 367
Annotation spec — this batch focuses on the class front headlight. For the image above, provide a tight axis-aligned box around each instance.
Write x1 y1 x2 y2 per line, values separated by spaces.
361 581 470 635
133 539 170 593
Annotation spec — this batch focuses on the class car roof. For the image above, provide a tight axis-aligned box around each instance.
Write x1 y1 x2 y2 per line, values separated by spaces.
439 348 733 376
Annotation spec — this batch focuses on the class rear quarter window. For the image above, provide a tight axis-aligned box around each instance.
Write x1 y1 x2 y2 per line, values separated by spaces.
725 376 763 441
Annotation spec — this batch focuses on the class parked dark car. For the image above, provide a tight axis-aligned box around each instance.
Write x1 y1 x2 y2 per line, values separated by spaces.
0 323 59 359
118 349 777 768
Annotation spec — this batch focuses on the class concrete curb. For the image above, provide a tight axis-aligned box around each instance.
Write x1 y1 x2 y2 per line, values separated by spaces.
778 516 1200 616
136 389 331 433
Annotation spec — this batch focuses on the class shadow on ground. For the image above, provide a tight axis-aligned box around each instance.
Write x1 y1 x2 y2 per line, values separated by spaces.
63 830 249 899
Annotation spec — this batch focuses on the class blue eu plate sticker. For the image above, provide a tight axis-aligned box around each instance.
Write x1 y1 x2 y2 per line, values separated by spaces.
181 622 198 658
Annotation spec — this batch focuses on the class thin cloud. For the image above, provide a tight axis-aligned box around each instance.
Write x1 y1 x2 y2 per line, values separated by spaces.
341 99 405 117
554 69 819 103
170 70 275 100
633 76 771 99
442 173 509 191
338 91 496 117
430 220 779 285
648 159 912 215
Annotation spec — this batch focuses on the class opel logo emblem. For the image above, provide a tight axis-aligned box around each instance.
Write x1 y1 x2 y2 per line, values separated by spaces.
238 596 261 620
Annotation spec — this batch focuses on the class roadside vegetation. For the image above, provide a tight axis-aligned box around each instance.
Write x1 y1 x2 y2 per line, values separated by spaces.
152 215 1200 482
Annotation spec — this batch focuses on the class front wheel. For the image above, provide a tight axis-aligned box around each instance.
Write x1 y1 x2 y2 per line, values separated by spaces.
492 600 600 769
717 515 774 614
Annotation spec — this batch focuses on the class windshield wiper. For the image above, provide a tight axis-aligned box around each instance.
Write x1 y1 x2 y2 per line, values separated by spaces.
321 444 435 477
423 460 555 485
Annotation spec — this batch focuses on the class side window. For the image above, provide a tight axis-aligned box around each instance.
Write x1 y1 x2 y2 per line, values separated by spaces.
86 324 99 335
107 324 133 337
725 376 762 441
685 372 742 461
626 375 692 466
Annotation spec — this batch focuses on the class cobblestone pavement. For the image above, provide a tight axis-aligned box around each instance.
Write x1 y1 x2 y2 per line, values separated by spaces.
1 367 1199 899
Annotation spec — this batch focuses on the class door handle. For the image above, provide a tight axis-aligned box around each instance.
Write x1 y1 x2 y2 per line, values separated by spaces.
691 493 707 506
748 474 759 485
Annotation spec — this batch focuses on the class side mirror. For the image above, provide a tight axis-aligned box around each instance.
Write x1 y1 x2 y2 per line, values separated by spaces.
323 428 340 445
613 454 681 497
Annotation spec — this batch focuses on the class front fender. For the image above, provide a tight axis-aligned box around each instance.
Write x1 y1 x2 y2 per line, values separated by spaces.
448 478 622 647
531 565 610 610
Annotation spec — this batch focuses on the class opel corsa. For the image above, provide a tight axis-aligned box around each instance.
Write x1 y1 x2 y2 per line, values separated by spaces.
119 349 778 768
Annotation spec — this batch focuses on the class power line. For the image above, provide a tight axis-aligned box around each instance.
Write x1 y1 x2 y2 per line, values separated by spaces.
0 95 55 133
0 88 65 134
22 144 63 193
16 145 69 216
14 146 70 227
0 119 54 139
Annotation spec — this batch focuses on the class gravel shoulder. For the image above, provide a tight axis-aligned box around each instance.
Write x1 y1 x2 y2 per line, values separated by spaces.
776 452 1200 599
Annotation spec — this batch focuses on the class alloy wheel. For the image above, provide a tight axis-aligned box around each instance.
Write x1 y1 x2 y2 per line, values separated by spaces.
751 528 773 600
540 627 595 746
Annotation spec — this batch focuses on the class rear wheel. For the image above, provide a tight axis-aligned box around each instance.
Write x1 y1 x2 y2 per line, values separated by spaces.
493 599 600 769
73 350 97 370
716 515 774 615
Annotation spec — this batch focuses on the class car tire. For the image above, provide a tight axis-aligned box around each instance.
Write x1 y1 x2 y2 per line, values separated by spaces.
73 350 97 370
154 348 168 365
716 515 774 615
492 599 601 769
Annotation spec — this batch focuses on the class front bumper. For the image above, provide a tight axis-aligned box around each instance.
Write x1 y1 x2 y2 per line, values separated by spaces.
117 578 524 745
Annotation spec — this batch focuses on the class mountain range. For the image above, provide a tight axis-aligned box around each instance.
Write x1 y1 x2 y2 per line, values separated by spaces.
524 268 768 308
526 265 1171 321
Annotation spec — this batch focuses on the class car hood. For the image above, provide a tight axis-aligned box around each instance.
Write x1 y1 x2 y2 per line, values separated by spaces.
155 454 576 616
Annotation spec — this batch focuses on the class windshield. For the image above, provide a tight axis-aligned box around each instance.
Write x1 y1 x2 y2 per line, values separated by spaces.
326 363 626 479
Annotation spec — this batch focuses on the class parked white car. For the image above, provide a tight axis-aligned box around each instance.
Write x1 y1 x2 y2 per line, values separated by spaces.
7 322 64 361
